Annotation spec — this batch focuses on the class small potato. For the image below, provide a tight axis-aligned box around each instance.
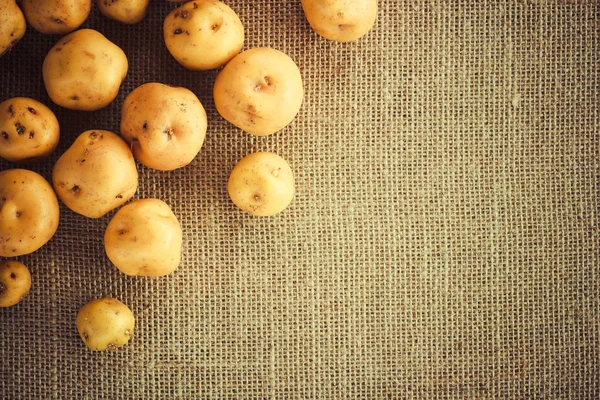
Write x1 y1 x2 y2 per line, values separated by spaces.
0 169 60 257
76 297 135 351
228 152 295 216
301 0 377 42
52 130 138 219
0 97 60 163
120 83 207 171
21 0 91 35
164 0 244 70
0 0 26 57
0 260 31 307
43 29 128 111
213 48 304 137
104 199 183 277
97 0 150 24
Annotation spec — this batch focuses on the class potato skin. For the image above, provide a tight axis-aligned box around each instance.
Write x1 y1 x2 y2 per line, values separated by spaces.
97 0 150 24
0 0 26 57
0 260 31 307
21 0 91 35
213 48 304 137
76 297 135 351
164 0 244 70
43 29 128 111
228 152 295 216
0 98 60 163
52 130 138 219
120 83 207 171
104 199 182 277
0 169 60 257
301 0 377 42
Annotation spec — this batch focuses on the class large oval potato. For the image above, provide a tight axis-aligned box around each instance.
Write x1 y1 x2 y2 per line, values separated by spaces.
0 169 60 257
120 83 207 171
301 0 377 42
21 0 91 35
213 48 304 137
97 0 150 24
77 297 135 351
0 260 31 307
0 97 60 163
164 0 244 70
52 130 138 219
43 29 128 111
104 199 183 277
228 152 295 216
0 0 26 57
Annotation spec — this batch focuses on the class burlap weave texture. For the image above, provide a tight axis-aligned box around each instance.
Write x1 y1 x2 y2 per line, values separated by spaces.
0 1 598 398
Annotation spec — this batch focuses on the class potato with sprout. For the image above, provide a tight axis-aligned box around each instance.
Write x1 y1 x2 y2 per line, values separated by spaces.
77 297 135 351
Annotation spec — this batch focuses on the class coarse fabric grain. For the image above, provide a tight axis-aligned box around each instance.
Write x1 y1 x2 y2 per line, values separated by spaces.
0 1 598 399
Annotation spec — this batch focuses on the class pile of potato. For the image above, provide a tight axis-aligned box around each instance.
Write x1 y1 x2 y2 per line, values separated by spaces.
0 0 377 351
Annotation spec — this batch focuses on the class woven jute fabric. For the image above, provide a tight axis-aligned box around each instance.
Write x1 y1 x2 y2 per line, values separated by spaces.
1 1 598 398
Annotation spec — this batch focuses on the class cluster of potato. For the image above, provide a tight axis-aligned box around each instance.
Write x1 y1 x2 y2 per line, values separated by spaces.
0 0 377 351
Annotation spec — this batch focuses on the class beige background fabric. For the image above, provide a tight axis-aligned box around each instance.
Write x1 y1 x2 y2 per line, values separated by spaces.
1 1 598 398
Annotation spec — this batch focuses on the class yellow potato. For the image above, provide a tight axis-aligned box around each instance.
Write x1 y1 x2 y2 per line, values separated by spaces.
0 260 31 307
97 0 150 24
0 0 26 57
0 97 60 163
301 0 377 42
164 0 244 70
104 199 182 277
0 169 60 257
52 130 138 219
76 297 135 351
21 0 91 35
213 48 304 136
120 83 207 171
228 152 295 216
43 29 128 111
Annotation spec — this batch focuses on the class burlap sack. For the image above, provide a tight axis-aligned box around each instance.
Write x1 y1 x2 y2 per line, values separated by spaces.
1 1 598 398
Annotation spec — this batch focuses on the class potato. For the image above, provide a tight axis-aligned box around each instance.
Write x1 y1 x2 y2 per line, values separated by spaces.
164 0 244 70
228 152 295 216
213 48 304 136
97 0 150 24
76 297 135 351
52 130 138 219
0 0 26 57
301 0 377 42
0 97 60 164
0 169 60 257
104 199 182 277
120 83 207 171
21 0 91 35
43 29 128 111
0 260 31 307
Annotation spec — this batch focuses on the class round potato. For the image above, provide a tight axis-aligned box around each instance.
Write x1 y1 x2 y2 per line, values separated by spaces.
76 297 135 351
213 48 304 136
43 29 128 111
21 0 91 35
164 0 244 70
0 97 60 163
120 82 207 171
52 130 138 219
0 260 31 307
301 0 377 42
104 199 182 277
97 0 150 24
0 0 26 57
0 169 60 257
228 152 295 216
